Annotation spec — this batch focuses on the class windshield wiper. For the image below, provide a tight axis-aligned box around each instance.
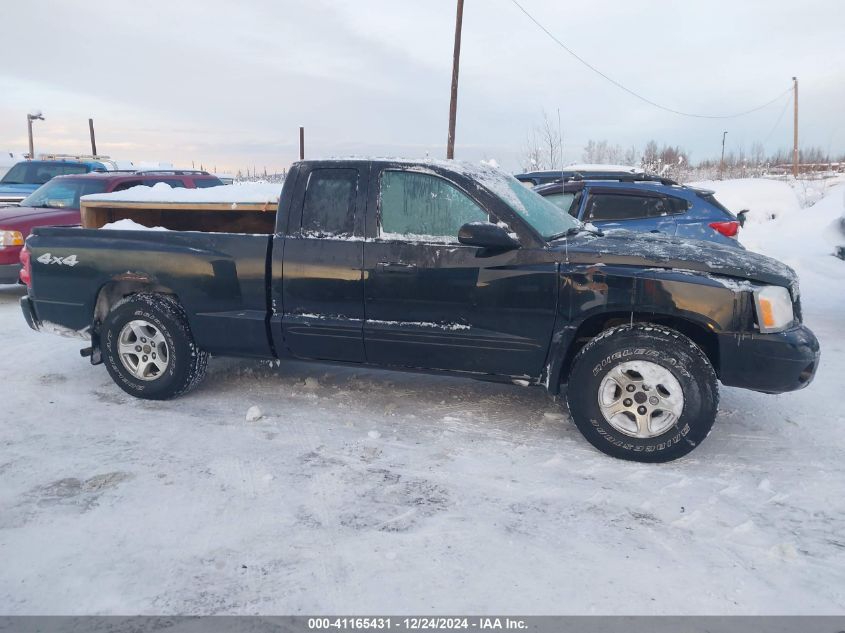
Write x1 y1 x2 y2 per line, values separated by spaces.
548 224 604 241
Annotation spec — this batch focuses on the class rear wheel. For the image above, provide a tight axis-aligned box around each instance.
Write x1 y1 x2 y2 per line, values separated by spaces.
101 293 209 400
566 323 718 462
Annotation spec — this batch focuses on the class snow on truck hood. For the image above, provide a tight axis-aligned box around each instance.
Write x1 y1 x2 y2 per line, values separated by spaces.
563 230 798 289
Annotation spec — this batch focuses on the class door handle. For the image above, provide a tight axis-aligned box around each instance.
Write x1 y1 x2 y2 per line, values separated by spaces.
376 262 417 274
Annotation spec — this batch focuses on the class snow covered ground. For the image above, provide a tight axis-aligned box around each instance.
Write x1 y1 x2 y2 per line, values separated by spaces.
1 180 844 615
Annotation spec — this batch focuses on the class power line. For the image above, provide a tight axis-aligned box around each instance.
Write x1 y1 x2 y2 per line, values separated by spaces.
508 0 792 120
762 90 793 147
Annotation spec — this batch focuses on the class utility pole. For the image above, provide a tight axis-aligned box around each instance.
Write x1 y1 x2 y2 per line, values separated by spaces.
299 126 305 160
26 111 44 159
792 76 799 178
88 118 97 156
446 0 465 159
719 131 728 180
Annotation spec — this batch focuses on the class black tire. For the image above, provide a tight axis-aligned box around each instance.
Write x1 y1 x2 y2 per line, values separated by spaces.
101 293 209 400
565 323 718 463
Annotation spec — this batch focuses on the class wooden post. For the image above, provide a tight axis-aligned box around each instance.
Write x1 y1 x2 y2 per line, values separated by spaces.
88 118 98 156
446 0 465 159
719 131 727 180
792 77 799 178
299 126 305 160
27 116 34 159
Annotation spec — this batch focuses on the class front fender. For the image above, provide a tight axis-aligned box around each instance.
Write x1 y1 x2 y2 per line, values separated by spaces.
543 264 743 393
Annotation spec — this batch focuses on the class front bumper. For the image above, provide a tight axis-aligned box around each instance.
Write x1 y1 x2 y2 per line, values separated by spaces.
0 262 21 284
718 324 820 394
20 295 41 331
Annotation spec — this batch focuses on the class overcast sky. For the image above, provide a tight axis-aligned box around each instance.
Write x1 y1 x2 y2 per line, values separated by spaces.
2 0 842 173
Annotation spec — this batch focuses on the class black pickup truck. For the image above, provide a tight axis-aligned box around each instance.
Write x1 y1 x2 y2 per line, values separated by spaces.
19 159 819 462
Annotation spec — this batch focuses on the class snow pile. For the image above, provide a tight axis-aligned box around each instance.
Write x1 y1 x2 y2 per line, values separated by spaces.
688 178 801 224
245 406 264 422
743 184 845 312
788 174 845 208
83 182 282 204
100 219 169 232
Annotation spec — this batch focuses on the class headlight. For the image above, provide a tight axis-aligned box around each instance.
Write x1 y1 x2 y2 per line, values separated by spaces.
754 285 794 333
0 230 24 248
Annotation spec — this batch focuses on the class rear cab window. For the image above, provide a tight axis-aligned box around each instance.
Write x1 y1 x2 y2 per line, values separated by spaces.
300 168 359 238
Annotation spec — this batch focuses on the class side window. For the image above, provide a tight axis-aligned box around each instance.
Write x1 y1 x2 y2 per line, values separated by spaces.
666 196 690 214
300 168 358 237
111 180 144 192
586 194 669 222
544 191 582 217
193 178 223 188
379 170 487 241
143 179 186 188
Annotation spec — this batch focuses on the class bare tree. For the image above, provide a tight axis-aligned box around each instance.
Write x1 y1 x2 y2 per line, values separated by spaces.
521 110 562 171
522 129 545 172
539 111 561 170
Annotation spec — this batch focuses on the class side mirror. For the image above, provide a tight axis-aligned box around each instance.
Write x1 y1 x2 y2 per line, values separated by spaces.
458 222 520 250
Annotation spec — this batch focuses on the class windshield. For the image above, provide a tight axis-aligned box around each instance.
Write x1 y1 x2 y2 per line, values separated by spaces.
497 176 580 239
0 163 29 184
20 179 108 209
1 162 91 185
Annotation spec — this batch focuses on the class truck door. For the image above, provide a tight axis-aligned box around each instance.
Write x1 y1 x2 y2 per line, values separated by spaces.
362 168 557 378
278 165 368 362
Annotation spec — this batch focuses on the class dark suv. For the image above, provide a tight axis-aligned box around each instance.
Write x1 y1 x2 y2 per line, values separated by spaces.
534 177 747 247
0 170 223 283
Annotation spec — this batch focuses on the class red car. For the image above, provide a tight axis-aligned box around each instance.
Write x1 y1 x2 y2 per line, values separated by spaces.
0 170 223 284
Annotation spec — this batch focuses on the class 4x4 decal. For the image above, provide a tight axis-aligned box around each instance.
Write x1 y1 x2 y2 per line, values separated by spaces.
36 253 79 267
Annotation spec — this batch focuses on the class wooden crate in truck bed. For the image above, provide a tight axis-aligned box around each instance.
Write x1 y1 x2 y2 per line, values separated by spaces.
80 199 278 234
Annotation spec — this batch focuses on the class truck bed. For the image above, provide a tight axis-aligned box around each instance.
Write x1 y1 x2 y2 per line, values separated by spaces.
80 199 278 234
26 227 276 359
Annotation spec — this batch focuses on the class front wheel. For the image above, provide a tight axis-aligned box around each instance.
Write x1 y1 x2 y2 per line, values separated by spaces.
566 323 719 462
101 293 209 400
